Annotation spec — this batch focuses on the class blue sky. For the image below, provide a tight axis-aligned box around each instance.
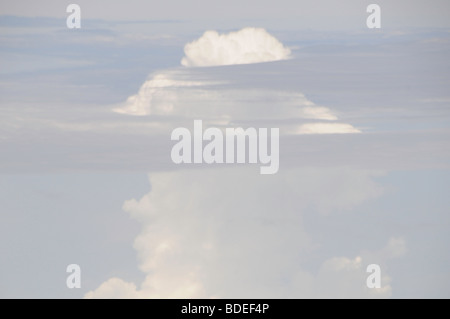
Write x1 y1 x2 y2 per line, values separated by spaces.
0 1 449 298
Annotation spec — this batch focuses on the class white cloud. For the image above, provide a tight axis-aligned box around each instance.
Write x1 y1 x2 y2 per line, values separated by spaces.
85 167 400 299
112 27 360 136
114 70 332 120
299 106 338 121
112 69 360 136
84 278 140 299
113 71 213 116
181 28 291 67
296 123 361 135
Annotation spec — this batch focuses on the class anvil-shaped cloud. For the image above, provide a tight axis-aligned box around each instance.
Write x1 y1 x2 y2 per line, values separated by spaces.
114 28 360 135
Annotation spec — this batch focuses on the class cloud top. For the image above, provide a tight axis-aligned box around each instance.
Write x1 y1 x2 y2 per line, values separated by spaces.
181 27 291 67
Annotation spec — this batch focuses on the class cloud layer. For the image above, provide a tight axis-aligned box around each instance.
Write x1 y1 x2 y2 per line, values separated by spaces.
181 28 291 67
113 70 360 135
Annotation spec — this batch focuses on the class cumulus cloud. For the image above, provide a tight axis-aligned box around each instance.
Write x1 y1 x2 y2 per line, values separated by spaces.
85 167 402 299
181 28 291 67
84 278 140 299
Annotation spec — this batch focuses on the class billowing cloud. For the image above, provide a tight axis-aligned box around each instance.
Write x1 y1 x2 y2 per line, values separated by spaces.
113 71 213 116
84 278 140 299
85 167 403 299
181 28 291 67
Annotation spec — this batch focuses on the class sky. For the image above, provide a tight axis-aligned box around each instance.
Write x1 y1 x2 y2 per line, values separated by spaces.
0 1 449 298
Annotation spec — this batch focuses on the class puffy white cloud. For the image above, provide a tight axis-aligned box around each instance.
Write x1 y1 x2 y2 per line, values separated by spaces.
113 71 214 116
85 167 402 299
181 28 291 67
84 278 140 299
